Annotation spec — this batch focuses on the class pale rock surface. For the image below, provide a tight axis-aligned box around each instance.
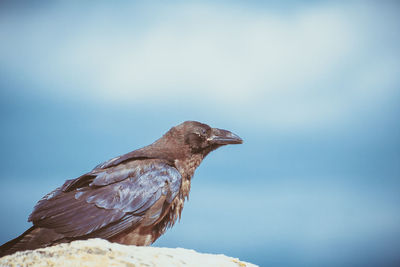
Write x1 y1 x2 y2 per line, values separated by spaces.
0 238 258 267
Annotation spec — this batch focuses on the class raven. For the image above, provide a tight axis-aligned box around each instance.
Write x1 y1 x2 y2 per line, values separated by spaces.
0 121 242 256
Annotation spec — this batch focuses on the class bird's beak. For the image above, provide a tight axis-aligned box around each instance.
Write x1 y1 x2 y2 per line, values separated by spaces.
208 128 243 145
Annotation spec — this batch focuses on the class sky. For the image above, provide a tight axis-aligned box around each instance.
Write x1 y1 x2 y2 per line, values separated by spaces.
0 1 400 266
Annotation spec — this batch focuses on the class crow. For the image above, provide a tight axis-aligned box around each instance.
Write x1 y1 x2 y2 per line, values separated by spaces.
0 121 242 256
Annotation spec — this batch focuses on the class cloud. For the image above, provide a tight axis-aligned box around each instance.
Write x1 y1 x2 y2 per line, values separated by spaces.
0 2 399 130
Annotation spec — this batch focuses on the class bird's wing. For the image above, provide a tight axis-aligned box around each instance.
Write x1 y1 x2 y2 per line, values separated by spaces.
28 160 181 239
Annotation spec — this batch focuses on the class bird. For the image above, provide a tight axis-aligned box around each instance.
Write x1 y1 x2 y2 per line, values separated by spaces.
0 121 242 257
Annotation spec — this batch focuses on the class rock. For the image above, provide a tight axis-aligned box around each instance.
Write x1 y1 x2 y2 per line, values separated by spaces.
0 238 258 267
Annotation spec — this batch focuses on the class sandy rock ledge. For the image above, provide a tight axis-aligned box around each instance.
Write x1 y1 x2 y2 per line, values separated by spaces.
0 238 258 267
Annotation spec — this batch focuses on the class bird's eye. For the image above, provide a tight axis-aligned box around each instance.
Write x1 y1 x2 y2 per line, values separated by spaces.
199 128 207 136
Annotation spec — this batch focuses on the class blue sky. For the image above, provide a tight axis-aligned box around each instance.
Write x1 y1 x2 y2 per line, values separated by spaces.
1 1 400 266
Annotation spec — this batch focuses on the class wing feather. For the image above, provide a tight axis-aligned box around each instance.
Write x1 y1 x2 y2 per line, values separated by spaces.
29 159 182 239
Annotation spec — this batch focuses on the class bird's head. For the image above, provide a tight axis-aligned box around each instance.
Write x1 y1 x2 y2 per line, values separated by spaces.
89 121 242 170
169 121 243 155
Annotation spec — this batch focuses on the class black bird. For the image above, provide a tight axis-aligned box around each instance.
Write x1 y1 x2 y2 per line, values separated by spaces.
0 121 242 256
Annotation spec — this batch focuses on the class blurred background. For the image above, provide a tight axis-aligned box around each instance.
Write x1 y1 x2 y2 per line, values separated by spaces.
1 1 399 266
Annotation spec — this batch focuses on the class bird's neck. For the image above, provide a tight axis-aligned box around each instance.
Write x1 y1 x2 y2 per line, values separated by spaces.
174 153 204 179
174 153 204 199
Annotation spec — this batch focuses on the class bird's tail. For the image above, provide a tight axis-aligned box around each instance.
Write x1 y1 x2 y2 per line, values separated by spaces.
0 226 65 257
